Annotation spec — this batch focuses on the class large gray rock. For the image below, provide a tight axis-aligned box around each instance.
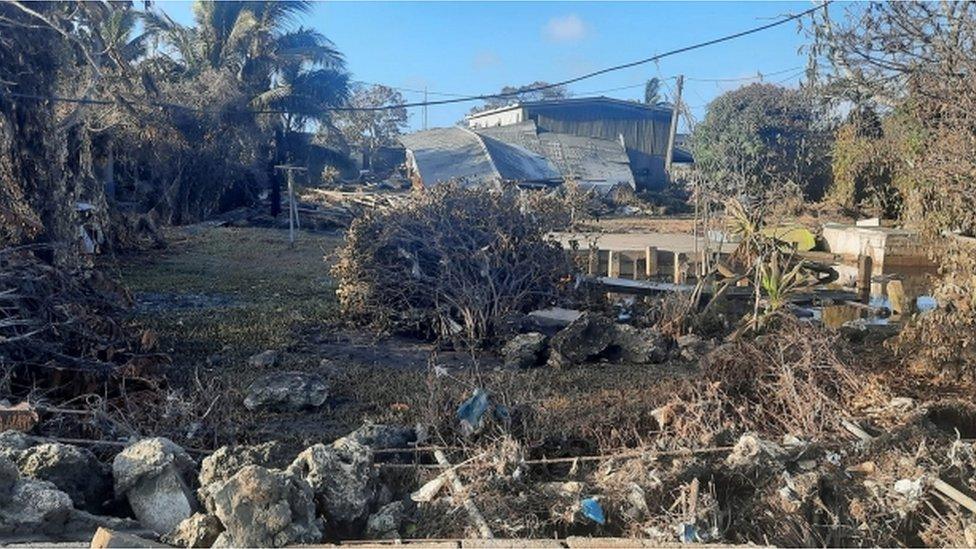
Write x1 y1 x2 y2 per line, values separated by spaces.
210 465 322 548
0 455 72 535
197 442 292 512
347 423 416 451
243 371 329 412
501 332 547 368
0 431 112 513
287 437 375 525
17 443 112 513
611 325 669 364
547 313 615 367
365 501 406 539
164 512 223 548
113 437 197 535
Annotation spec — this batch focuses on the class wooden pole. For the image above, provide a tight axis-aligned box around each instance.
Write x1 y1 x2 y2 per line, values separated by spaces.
857 254 873 303
673 251 684 284
587 246 600 276
608 250 621 278
645 246 657 279
664 75 684 182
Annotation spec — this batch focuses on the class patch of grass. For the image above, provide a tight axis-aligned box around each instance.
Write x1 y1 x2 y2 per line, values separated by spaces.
109 226 342 376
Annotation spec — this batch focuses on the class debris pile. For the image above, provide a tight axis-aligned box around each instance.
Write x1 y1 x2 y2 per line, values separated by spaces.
332 184 571 342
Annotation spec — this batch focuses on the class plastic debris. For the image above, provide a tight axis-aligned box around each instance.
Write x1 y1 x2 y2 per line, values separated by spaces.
580 497 606 525
457 389 490 436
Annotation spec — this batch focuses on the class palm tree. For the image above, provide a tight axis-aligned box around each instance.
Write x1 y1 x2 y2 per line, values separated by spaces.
644 77 665 106
145 0 351 213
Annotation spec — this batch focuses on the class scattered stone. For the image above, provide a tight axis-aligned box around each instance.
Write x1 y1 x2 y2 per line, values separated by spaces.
501 332 547 368
611 325 668 364
16 442 112 514
547 313 615 367
243 371 329 412
287 437 376 525
210 465 322 547
246 349 278 368
347 422 416 450
0 431 112 514
527 307 583 331
113 438 197 535
676 334 714 361
0 454 73 535
365 501 406 539
164 513 223 548
197 441 292 512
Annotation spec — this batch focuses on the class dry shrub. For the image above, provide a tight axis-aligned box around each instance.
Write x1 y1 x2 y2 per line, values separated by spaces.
895 239 976 379
668 316 881 442
0 248 167 398
333 184 570 344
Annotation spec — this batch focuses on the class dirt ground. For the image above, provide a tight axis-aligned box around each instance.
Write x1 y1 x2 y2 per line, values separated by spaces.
107 224 697 455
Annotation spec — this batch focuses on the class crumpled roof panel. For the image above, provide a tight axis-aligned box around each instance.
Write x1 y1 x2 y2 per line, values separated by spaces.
399 127 498 187
399 121 635 190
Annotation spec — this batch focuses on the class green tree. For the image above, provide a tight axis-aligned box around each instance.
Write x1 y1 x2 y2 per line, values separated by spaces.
691 83 832 200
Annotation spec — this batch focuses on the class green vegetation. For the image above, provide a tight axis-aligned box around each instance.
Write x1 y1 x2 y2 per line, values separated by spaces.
691 83 832 201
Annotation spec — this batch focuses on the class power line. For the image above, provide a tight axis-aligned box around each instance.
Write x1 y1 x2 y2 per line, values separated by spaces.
685 66 803 83
3 3 827 115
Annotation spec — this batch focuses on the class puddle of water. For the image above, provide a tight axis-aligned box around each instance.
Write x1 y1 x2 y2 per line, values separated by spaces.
134 291 239 313
813 264 938 329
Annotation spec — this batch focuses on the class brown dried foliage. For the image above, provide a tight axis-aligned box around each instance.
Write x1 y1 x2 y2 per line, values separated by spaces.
332 184 571 344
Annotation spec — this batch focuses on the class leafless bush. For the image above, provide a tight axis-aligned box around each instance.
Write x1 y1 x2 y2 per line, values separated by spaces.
666 315 882 442
333 184 571 344
0 247 166 398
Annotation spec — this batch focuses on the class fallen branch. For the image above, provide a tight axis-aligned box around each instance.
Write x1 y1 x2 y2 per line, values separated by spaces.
434 449 493 539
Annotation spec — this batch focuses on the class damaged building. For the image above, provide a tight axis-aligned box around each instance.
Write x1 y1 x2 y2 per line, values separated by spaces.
400 96 690 192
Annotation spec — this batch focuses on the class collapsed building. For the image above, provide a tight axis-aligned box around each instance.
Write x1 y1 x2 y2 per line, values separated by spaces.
400 96 692 193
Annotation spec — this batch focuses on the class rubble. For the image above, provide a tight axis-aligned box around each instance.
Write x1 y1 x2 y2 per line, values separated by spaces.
0 454 73 535
246 349 278 368
113 437 198 535
365 500 407 539
287 437 376 525
547 312 616 367
164 513 223 548
209 465 323 547
501 332 547 368
197 442 293 513
347 422 417 450
243 371 329 412
610 325 668 364
1 437 113 514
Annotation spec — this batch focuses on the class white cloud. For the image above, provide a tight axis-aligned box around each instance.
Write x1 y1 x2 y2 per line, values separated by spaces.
472 50 501 70
543 14 587 43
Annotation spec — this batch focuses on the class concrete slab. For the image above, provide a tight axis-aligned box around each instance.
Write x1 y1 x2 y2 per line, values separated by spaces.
461 539 565 548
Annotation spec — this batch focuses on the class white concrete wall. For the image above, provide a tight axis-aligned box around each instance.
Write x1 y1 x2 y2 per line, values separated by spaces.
467 108 524 129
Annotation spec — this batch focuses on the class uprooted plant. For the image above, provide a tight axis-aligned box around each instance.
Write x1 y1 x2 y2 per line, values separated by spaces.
332 184 572 345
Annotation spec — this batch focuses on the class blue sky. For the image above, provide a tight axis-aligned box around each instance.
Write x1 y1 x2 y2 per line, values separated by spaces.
156 1 824 131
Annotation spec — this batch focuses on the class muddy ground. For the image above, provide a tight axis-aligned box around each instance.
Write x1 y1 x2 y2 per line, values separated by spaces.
105 224 696 456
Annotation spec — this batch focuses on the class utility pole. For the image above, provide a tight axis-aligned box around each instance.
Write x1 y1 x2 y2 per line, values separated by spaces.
423 86 428 130
664 74 684 183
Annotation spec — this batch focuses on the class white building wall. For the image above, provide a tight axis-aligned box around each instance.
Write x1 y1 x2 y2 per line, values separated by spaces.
467 108 524 129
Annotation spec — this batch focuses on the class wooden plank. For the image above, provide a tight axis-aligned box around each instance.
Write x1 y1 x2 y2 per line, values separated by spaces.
434 450 493 539
585 276 695 295
90 528 168 549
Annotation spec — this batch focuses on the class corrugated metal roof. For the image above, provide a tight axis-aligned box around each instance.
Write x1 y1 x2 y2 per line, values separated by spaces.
477 121 635 190
398 127 498 187
399 121 636 191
